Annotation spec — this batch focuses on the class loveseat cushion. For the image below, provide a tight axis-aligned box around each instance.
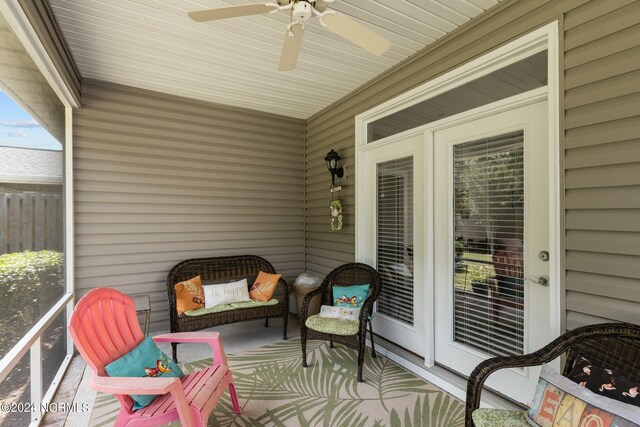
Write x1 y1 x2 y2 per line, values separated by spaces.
471 409 528 427
305 314 359 336
230 299 279 309
183 298 278 317
184 304 234 316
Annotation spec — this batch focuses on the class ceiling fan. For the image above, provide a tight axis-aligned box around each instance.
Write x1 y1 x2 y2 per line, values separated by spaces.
188 0 391 71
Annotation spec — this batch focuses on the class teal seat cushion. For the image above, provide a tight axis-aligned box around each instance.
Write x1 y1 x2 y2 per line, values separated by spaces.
472 409 528 427
305 314 359 336
105 337 184 410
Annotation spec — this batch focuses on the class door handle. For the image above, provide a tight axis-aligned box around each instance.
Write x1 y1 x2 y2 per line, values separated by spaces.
526 275 549 286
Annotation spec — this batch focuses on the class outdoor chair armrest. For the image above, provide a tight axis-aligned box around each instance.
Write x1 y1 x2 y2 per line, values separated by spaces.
89 373 181 395
465 352 562 427
277 278 288 295
91 373 195 426
464 323 636 427
153 331 229 366
153 331 220 343
300 286 326 321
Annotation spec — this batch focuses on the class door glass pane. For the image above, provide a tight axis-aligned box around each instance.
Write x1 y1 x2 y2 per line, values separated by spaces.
376 157 414 325
452 131 524 356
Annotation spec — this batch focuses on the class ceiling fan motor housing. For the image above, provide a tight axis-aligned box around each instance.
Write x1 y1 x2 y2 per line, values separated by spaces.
293 1 313 21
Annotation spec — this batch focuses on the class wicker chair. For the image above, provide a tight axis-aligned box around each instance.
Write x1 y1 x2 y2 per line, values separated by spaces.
465 322 640 427
166 255 288 362
299 263 382 382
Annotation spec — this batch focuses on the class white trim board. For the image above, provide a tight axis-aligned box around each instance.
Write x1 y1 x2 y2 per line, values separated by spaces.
0 0 79 108
368 339 528 410
355 21 562 372
0 8 77 424
355 23 555 132
0 175 63 185
372 342 472 406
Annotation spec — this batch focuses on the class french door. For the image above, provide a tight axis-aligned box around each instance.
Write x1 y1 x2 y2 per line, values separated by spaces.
433 101 551 403
359 133 426 356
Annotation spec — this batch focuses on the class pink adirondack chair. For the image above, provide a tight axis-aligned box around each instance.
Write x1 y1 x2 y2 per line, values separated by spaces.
68 288 240 427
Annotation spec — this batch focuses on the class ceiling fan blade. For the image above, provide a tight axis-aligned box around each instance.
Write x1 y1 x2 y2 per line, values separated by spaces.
322 12 391 56
278 23 305 71
314 0 330 13
188 4 278 22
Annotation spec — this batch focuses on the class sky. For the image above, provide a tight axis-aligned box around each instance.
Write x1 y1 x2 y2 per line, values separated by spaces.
0 90 62 151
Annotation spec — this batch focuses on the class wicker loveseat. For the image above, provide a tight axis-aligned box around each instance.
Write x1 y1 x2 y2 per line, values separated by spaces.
465 322 640 426
166 255 288 361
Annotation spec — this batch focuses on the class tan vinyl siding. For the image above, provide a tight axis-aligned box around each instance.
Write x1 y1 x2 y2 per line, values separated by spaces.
304 0 640 330
17 0 81 106
74 80 304 332
563 0 640 329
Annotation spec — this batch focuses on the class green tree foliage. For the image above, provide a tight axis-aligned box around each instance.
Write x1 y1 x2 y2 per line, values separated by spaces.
0 250 64 322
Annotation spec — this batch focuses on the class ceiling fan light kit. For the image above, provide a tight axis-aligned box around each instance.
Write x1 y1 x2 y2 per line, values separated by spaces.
292 1 313 21
188 0 391 71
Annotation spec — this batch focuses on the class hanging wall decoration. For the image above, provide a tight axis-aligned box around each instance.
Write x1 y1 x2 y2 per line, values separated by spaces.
330 199 343 231
325 149 345 231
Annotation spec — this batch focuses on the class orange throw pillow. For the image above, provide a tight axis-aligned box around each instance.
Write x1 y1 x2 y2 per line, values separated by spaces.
174 276 204 315
249 271 281 302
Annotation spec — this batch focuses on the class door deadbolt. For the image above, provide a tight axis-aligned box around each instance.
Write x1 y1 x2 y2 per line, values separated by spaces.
539 251 549 261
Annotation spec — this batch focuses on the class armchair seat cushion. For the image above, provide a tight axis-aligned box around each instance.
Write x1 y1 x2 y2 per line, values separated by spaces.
471 409 528 427
305 314 359 336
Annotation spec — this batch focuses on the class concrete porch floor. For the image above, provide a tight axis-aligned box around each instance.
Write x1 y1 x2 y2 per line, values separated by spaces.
43 317 300 427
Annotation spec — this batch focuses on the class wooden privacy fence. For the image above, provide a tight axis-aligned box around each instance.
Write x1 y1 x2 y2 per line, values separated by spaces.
0 192 63 254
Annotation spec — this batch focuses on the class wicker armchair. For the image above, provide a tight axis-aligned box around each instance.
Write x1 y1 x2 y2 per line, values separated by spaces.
166 255 288 362
465 322 640 427
299 263 382 382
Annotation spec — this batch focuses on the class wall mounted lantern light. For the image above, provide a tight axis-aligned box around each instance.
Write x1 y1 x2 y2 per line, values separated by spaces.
324 149 344 187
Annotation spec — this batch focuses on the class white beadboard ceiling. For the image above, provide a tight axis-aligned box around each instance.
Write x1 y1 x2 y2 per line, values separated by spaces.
49 0 502 119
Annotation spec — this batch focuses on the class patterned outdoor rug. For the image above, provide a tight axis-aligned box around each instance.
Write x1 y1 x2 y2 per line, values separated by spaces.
89 339 464 426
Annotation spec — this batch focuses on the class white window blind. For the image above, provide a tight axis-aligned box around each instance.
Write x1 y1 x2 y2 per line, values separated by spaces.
376 157 414 325
452 131 525 357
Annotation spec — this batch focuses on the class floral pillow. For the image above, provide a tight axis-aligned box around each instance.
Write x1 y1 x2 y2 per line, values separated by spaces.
249 271 282 302
174 276 204 315
332 284 370 309
568 356 640 407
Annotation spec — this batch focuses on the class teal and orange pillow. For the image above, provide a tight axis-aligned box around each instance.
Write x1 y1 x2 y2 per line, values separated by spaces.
105 337 184 410
332 284 370 309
